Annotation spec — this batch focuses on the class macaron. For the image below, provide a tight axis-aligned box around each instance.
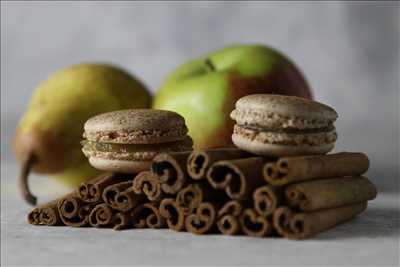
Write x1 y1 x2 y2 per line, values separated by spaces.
82 109 193 173
230 94 338 157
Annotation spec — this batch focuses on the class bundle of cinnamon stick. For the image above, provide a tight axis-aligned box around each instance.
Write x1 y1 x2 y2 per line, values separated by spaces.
28 149 376 239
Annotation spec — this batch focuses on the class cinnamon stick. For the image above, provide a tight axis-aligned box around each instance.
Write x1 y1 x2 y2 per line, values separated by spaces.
187 148 250 180
176 182 220 215
206 157 265 200
185 202 218 235
58 196 99 227
217 200 243 235
263 152 369 186
78 172 132 203
131 202 165 229
285 176 377 211
159 198 185 231
28 191 77 226
151 152 191 194
102 181 144 212
89 203 114 228
240 208 272 237
253 185 283 217
273 202 367 239
132 171 164 201
89 203 132 230
112 212 131 230
28 199 60 226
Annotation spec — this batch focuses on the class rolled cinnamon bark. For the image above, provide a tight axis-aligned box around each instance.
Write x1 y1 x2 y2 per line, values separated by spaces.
151 152 191 194
263 152 370 186
58 196 99 227
217 200 243 235
89 203 114 227
253 185 283 217
285 176 377 211
187 148 250 180
89 204 132 230
159 198 185 231
28 191 77 226
78 172 132 203
240 208 272 237
206 157 265 200
28 199 60 226
273 202 367 239
132 171 164 201
176 182 220 215
102 181 144 212
131 202 165 229
185 202 218 235
112 212 131 230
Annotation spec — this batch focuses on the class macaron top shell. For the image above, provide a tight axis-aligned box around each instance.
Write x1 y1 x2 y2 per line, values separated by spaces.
84 109 188 144
231 94 338 130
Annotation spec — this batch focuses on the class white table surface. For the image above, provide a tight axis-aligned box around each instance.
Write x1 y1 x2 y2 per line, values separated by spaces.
1 161 399 266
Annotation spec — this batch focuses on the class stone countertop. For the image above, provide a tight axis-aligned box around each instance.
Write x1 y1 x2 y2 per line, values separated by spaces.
1 162 399 266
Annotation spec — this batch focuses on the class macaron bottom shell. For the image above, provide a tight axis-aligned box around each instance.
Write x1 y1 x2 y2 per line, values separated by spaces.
81 137 193 155
88 157 151 173
232 133 335 157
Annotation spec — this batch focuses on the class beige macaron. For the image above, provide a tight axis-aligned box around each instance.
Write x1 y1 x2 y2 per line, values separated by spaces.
230 94 338 157
82 109 193 173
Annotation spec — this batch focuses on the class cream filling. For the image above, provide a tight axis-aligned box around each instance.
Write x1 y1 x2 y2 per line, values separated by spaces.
82 137 193 161
83 149 159 161
231 109 336 130
233 125 337 146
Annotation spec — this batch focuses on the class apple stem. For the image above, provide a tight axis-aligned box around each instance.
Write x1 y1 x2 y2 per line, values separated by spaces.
19 152 38 206
205 59 215 72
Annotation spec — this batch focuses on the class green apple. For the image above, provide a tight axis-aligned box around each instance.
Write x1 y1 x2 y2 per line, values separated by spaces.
153 44 312 149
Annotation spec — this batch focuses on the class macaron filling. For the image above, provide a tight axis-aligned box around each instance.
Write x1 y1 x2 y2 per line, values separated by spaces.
81 138 193 153
237 124 335 134
233 125 337 146
231 110 336 131
82 135 193 161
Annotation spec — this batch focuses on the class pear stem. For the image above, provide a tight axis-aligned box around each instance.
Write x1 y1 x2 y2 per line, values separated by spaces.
205 59 215 72
19 153 38 205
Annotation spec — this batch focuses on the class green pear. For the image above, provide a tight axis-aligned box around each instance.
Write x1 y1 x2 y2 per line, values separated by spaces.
153 44 312 149
14 63 151 204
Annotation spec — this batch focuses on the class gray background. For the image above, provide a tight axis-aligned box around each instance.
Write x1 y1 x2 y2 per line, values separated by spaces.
1 1 399 191
1 2 399 266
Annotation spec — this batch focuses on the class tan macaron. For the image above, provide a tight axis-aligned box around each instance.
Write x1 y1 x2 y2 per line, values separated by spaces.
82 109 193 173
230 94 338 157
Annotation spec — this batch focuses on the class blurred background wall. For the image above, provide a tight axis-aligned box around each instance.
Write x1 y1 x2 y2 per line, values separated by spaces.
1 2 398 191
